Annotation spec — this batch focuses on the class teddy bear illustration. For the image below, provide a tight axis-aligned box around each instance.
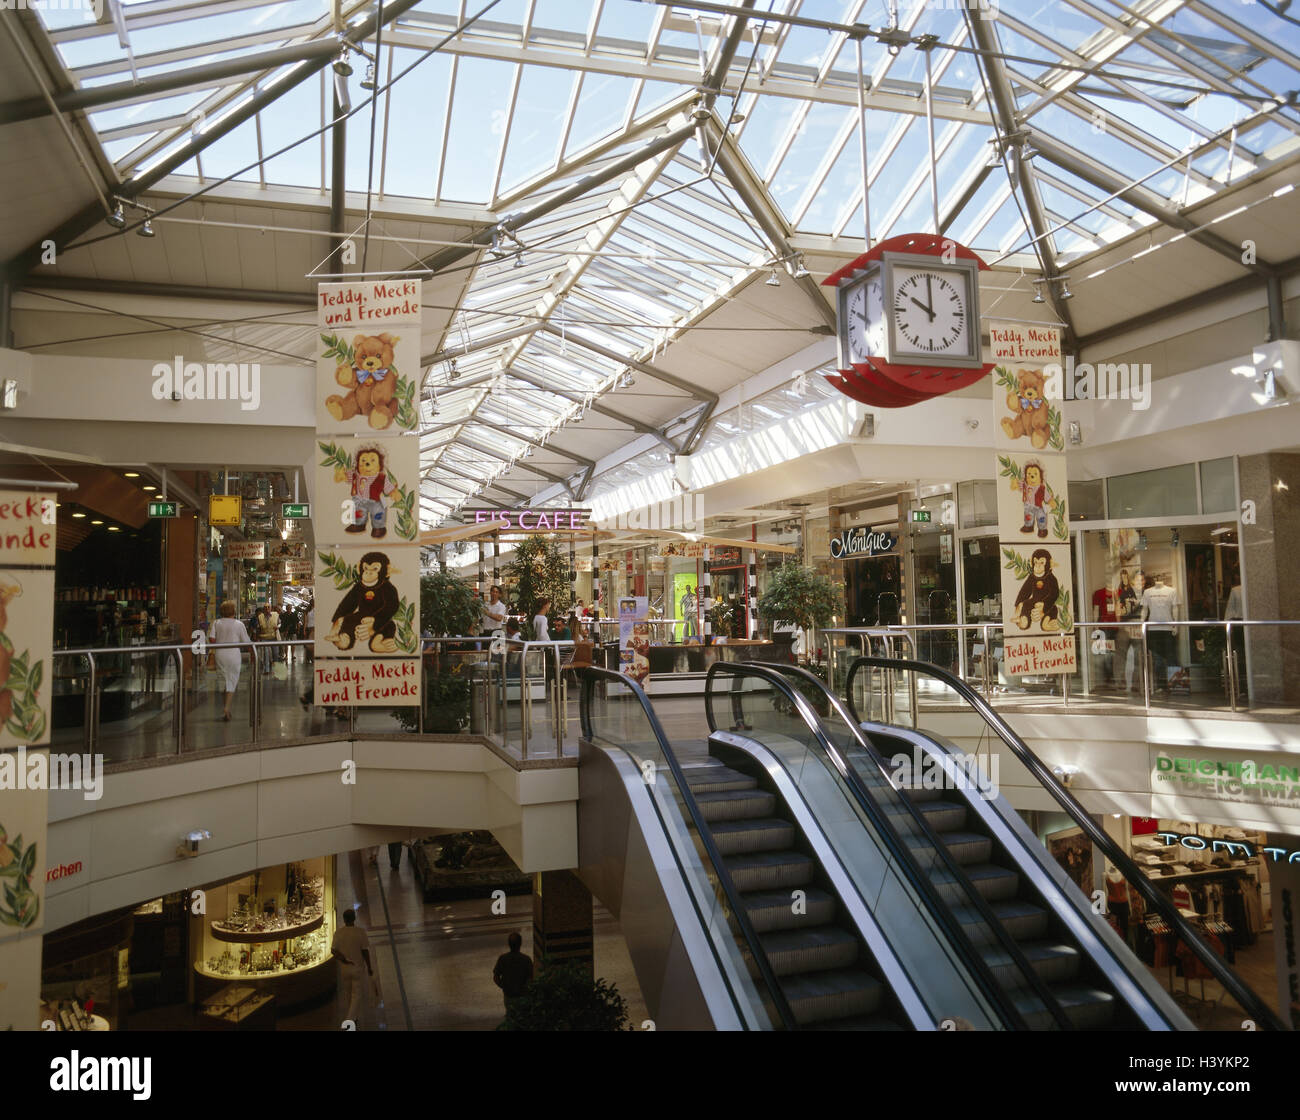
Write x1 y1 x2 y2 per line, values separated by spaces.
0 577 22 723
1001 368 1051 449
326 333 400 430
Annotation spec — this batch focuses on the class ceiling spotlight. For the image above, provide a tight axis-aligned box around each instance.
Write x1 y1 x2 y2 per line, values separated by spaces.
524 445 534 457
71 511 86 519
1031 279 1045 304
360 63 377 90
791 371 809 395
91 519 104 526
107 526 120 532
448 358 459 380
619 371 635 389
106 203 126 229
123 471 140 478
513 251 524 269
489 227 505 257
1057 276 1073 299
138 219 155 238
765 268 781 287
791 254 810 279
332 52 353 77
142 485 157 492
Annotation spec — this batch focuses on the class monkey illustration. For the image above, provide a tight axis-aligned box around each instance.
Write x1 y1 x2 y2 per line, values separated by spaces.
1013 549 1060 632
324 552 400 653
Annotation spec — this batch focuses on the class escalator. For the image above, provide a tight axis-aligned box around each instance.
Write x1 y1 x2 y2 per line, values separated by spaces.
575 660 1286 1030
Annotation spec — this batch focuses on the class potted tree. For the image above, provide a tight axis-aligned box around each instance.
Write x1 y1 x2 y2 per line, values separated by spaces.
757 563 843 663
498 960 631 1031
504 535 574 637
419 570 482 733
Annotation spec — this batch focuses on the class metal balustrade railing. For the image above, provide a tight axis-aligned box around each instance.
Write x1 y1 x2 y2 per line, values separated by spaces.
822 619 1300 717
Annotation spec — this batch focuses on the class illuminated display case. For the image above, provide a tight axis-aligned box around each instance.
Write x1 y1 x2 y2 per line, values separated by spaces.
191 856 337 1006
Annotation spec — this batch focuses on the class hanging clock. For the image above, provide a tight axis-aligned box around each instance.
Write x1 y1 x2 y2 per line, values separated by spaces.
823 233 994 407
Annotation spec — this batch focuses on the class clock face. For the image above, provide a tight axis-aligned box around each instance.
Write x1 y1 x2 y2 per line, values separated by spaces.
889 266 971 357
844 275 885 362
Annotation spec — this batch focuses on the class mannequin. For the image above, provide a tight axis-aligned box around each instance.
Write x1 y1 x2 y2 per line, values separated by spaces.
1141 572 1179 691
1091 578 1118 685
1114 570 1140 692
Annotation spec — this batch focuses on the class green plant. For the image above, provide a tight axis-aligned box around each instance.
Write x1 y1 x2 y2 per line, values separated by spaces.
421 570 481 637
757 563 843 634
425 667 471 733
499 960 630 1031
707 598 736 636
505 535 573 624
0 824 39 928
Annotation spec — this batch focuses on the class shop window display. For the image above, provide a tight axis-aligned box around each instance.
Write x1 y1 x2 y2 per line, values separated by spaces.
191 857 336 1005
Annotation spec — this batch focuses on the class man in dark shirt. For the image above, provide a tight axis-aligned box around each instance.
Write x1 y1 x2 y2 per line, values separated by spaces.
492 931 533 1015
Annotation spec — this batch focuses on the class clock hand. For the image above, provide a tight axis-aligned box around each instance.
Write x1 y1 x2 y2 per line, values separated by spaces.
909 295 935 321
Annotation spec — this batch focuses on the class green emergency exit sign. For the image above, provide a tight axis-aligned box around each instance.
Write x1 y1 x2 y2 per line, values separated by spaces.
281 503 311 519
148 500 180 518
910 509 932 523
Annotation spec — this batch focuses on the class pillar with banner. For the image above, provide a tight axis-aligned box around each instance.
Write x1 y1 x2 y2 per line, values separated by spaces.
989 322 1077 679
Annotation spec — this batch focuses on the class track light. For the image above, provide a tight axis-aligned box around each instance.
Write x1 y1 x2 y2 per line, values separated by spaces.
791 254 810 279
138 219 155 238
360 63 377 90
332 53 353 77
619 371 635 389
489 227 505 257
1057 276 1073 299
765 268 781 287
1031 279 1045 304
106 203 126 229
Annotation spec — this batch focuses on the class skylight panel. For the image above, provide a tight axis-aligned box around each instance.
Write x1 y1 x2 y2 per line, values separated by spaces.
440 56 515 203
497 67 579 194
566 74 640 158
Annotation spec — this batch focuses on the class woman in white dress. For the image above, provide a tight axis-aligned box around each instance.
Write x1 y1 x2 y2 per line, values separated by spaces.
209 600 251 722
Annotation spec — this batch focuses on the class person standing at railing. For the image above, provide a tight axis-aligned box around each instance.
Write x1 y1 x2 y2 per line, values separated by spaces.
209 600 252 723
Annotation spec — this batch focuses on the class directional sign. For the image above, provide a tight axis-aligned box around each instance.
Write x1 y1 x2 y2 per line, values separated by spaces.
209 494 242 526
281 503 311 519
148 500 179 518
910 509 932 524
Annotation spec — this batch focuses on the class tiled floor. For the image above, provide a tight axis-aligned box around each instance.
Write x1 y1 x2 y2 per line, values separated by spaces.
276 849 649 1032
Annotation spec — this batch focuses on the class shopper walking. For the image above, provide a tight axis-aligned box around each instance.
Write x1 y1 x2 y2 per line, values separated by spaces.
208 600 251 722
255 601 280 672
331 908 374 1026
492 931 533 1018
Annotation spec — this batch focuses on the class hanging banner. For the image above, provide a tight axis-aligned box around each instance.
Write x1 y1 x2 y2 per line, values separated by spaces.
0 757 47 937
315 281 422 707
990 322 1075 676
0 570 53 750
315 435 420 546
316 281 421 435
225 541 266 561
618 596 650 686
0 492 55 567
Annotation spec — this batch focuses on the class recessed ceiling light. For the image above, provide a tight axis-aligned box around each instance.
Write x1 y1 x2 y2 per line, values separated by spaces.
91 520 104 525
71 511 86 519
142 485 157 492
107 526 120 532
123 471 140 478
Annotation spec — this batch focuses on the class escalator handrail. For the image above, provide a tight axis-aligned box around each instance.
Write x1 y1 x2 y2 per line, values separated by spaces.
705 661 1034 1031
578 666 798 1031
751 660 1075 1031
843 655 1288 1032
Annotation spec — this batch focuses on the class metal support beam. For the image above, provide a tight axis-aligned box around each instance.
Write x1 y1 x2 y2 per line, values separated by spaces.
496 366 677 450
939 164 991 235
1026 130 1278 279
432 461 530 503
467 416 596 468
5 0 428 283
418 119 699 275
703 119 837 331
329 88 347 276
18 274 317 306
458 435 577 493
0 39 341 124
966 11 1076 347
536 323 718 403
1267 274 1286 342
680 399 718 455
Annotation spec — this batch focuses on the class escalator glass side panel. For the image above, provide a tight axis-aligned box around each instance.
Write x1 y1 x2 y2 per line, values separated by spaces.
581 669 784 1029
705 667 1016 1029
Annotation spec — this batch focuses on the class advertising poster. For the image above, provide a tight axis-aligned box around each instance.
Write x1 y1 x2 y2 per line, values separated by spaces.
312 658 420 708
990 321 1075 676
0 762 47 936
316 280 422 435
672 572 700 640
0 570 54 750
226 540 265 560
313 546 420 659
618 596 650 686
314 434 420 547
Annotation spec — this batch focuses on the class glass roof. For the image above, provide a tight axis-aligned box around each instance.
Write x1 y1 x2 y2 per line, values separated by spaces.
25 0 1300 525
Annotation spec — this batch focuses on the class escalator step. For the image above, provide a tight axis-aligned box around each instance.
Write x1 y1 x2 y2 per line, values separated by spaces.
954 898 1050 941
709 817 797 855
884 798 967 833
816 1013 907 1031
982 941 1081 987
723 850 814 891
681 763 758 794
1018 985 1116 1031
914 830 991 865
782 969 884 1026
749 927 859 978
743 887 837 932
930 862 1020 902
694 789 777 821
